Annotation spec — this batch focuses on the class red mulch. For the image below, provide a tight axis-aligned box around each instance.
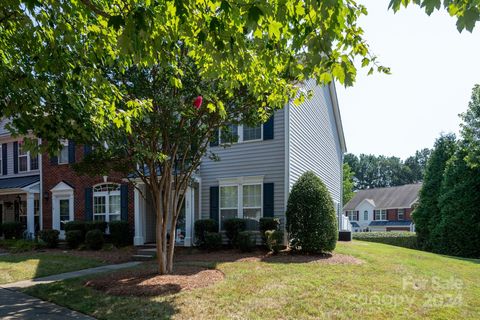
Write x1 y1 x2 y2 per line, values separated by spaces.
85 264 224 297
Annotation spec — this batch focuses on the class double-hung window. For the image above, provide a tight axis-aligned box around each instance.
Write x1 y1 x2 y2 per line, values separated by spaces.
93 184 121 222
219 178 263 230
58 140 69 164
374 209 387 220
346 210 357 221
363 210 369 221
243 125 262 141
18 142 29 172
218 124 263 144
397 209 405 220
220 125 239 144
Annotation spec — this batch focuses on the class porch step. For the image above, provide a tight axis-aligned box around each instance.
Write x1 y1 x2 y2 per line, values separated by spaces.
132 254 155 261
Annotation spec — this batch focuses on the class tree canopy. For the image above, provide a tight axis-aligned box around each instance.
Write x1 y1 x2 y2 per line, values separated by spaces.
342 163 355 204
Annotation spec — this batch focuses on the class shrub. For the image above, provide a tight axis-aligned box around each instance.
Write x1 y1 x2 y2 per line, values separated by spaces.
2 222 24 239
194 219 218 247
66 230 83 249
204 232 223 251
259 217 280 245
39 229 60 248
237 231 255 252
223 218 246 247
85 229 104 250
352 232 418 250
64 221 86 240
286 171 338 253
109 221 130 247
266 230 284 254
85 221 108 233
8 239 44 253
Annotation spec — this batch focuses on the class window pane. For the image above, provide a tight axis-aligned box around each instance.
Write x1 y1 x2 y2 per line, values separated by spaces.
243 125 261 141
59 146 69 164
59 199 70 230
109 214 120 222
109 195 121 214
220 186 238 208
243 208 261 230
220 209 237 230
220 125 239 144
364 211 368 220
30 155 38 170
243 185 261 207
94 215 106 221
19 156 28 172
94 196 106 214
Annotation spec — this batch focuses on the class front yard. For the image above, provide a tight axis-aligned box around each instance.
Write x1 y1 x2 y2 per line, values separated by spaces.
22 241 480 320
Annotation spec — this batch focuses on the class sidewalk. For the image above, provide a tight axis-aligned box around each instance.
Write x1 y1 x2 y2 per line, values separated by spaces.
0 261 141 319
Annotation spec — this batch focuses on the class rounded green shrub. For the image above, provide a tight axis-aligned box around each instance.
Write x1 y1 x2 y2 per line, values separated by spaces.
109 221 130 247
237 231 255 252
286 171 338 253
39 229 60 248
85 221 108 234
194 219 218 247
266 230 284 254
66 230 83 249
259 217 280 245
204 232 223 251
223 218 246 247
2 222 24 239
85 229 104 250
64 221 86 240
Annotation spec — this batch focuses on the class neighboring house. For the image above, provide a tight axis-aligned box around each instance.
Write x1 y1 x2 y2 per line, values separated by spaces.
1 80 347 246
0 119 41 238
133 79 347 246
343 183 422 232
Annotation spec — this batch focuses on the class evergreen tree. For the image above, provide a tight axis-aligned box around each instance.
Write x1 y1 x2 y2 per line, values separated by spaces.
342 163 355 205
460 84 480 168
413 134 457 250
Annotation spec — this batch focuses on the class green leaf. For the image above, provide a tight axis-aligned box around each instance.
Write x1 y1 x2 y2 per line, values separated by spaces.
108 15 125 31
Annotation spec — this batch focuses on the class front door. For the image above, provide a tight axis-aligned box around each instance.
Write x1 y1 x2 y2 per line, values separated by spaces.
54 196 73 238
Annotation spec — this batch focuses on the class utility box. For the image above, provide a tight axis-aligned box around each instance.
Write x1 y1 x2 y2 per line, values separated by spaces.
338 231 352 242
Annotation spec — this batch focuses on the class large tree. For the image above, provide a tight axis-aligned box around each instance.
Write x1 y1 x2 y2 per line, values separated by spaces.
404 148 431 183
1 1 386 274
460 84 480 168
342 163 355 204
413 134 457 250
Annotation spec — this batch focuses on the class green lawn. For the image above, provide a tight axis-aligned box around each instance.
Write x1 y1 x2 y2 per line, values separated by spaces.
23 241 480 320
0 252 105 284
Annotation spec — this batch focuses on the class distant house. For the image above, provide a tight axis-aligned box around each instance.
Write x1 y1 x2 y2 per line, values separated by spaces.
343 183 421 232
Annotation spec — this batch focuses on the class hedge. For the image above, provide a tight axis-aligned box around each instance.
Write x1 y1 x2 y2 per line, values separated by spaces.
352 232 418 250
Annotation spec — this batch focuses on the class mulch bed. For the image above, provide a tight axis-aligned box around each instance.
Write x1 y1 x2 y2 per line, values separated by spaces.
85 264 224 297
44 246 135 264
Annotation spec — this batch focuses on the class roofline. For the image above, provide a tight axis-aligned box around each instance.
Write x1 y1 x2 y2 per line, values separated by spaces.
328 82 347 153
344 206 414 211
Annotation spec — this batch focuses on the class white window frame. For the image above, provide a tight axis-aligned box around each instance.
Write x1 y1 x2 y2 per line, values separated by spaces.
93 183 121 223
218 176 264 230
346 210 357 221
397 209 405 221
18 142 31 172
218 124 263 145
374 209 387 221
58 139 69 164
363 210 368 221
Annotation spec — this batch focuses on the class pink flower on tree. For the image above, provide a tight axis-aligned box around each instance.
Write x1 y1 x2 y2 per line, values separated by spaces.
193 96 203 109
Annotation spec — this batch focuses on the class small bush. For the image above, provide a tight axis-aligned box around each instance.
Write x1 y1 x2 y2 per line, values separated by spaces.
237 231 255 252
194 219 218 247
352 232 418 250
2 222 24 239
109 221 130 247
259 217 280 244
64 221 86 239
204 232 223 251
85 221 107 233
286 171 338 253
66 230 83 249
224 218 246 246
38 229 60 248
85 229 104 250
266 230 284 254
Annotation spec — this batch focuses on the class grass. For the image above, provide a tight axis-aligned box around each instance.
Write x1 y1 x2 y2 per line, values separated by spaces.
0 252 105 284
23 241 480 320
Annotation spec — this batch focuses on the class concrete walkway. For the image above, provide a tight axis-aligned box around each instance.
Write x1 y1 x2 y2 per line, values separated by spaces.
0 261 141 319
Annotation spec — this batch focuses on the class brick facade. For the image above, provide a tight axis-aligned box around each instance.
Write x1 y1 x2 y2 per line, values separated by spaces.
386 207 413 221
42 144 135 233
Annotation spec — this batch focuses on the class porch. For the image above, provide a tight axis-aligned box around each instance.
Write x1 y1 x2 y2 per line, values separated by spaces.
0 175 41 238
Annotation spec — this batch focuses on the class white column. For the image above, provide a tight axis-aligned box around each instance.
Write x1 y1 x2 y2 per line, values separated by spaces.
26 192 35 238
184 187 193 247
134 184 145 246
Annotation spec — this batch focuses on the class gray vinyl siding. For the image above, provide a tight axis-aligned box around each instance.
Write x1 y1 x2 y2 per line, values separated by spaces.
200 109 286 221
288 80 343 207
0 141 40 179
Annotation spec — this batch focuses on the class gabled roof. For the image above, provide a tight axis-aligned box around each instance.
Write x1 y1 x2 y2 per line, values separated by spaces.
369 221 413 227
0 175 40 190
343 183 422 211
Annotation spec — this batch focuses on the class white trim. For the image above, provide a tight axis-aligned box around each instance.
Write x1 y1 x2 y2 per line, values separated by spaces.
284 105 290 212
328 82 347 153
51 185 74 239
218 175 264 186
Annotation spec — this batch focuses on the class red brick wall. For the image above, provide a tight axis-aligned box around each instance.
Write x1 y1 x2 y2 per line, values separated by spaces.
405 208 413 220
386 227 410 232
387 209 397 221
42 144 134 232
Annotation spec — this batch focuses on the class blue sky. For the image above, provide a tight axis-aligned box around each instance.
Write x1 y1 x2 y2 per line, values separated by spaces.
336 1 480 159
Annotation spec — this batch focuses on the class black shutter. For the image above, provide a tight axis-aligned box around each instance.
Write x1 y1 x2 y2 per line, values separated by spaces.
84 144 92 156
120 184 128 221
263 115 274 140
68 140 76 164
210 186 219 227
210 129 219 147
2 143 7 175
84 187 93 221
263 183 274 217
13 141 18 173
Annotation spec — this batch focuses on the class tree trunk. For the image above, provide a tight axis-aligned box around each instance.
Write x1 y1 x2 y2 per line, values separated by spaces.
155 190 167 274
